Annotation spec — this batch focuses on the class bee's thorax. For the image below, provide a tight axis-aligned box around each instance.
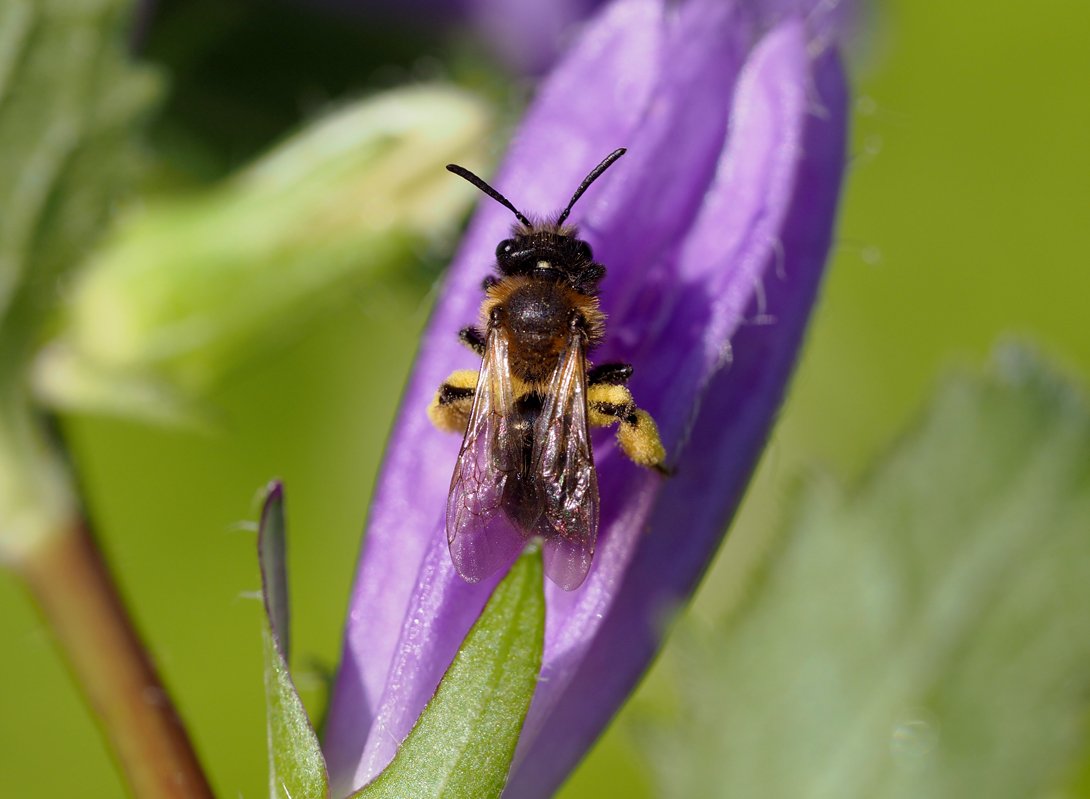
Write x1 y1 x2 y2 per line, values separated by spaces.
482 276 604 385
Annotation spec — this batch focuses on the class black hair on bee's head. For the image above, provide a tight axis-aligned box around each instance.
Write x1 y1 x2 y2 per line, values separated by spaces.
571 262 606 295
492 228 606 295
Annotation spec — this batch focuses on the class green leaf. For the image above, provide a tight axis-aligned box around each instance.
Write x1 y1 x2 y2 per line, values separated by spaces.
354 546 545 799
642 346 1090 799
259 482 330 799
0 0 160 352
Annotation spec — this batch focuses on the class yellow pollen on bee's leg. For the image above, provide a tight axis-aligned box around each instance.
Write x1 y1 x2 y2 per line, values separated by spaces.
586 382 668 471
428 369 479 433
617 409 667 469
587 383 633 428
444 369 479 391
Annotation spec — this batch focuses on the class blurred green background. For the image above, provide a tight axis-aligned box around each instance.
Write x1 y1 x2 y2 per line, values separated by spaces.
2 0 1089 796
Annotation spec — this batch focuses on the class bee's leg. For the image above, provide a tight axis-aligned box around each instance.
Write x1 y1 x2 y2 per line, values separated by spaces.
428 369 478 433
587 383 668 473
587 362 633 386
458 326 487 356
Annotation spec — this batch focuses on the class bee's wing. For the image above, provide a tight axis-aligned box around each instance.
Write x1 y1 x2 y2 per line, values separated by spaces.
531 330 599 591
446 327 528 583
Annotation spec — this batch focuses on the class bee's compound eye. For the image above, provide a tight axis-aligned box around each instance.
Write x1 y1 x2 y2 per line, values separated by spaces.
575 240 593 261
496 239 516 262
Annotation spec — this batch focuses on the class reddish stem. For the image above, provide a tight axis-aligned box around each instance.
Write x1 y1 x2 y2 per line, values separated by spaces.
21 521 215 799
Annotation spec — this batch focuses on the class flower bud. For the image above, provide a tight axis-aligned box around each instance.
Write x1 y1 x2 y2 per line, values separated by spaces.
34 85 492 424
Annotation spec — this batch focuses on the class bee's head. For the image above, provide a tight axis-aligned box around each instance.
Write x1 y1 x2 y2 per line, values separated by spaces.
446 148 626 296
494 228 601 292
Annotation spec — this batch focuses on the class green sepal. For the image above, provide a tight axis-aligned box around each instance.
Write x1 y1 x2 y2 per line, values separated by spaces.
353 546 545 799
642 346 1090 799
259 482 330 799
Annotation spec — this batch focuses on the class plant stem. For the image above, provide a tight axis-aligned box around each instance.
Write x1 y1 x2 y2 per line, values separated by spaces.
20 519 215 799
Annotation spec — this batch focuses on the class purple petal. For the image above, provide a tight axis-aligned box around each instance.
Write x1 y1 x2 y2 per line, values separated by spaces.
757 0 861 46
505 20 848 797
325 0 850 795
507 0 759 754
324 0 663 789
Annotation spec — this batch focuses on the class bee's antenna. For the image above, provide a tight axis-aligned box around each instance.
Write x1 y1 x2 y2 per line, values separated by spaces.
446 164 532 228
556 148 627 227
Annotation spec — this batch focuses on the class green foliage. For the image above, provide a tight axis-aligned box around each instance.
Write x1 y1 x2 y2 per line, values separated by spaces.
0 0 158 561
642 347 1090 799
33 85 491 424
355 547 545 799
0 0 160 356
259 484 331 799
259 485 544 799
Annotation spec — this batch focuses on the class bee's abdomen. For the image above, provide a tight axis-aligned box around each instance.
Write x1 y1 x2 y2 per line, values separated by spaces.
503 392 545 531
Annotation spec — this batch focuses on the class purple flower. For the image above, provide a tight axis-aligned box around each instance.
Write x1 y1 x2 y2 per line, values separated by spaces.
324 0 849 796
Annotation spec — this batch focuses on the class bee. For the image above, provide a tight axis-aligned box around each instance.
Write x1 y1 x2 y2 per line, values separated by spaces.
428 149 667 591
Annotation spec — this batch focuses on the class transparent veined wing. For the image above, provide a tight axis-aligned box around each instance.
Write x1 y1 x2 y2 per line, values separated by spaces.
446 327 528 582
531 329 599 590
